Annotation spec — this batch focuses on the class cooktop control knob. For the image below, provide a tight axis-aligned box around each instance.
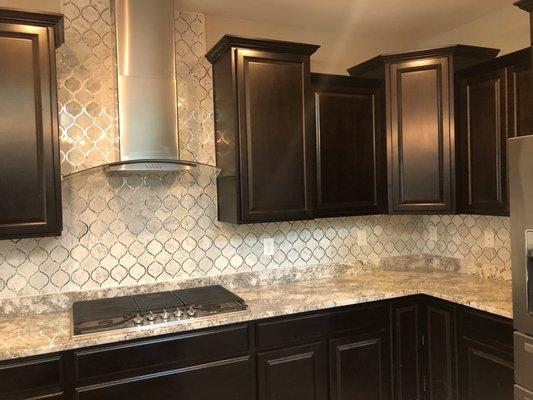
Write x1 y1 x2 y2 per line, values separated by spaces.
186 306 196 317
174 308 183 319
146 311 156 322
133 314 143 325
161 309 169 320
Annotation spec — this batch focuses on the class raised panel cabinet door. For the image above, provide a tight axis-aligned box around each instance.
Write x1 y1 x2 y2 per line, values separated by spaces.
329 331 390 400
257 342 328 400
75 356 254 400
391 300 424 400
0 19 62 238
314 79 387 217
425 301 457 400
457 69 508 215
388 57 454 213
236 49 315 222
458 339 513 400
508 59 533 137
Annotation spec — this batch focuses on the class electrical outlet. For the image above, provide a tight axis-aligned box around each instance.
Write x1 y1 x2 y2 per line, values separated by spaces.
484 229 495 248
429 226 438 241
357 229 367 246
263 238 274 256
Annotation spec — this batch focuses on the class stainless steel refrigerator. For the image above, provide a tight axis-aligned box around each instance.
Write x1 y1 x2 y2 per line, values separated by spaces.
510 135 533 399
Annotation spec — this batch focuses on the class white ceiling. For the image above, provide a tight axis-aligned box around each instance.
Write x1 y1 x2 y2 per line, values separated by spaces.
175 0 511 42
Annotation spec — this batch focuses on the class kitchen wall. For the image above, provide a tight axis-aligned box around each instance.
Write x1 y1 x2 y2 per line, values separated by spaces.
419 5 530 56
203 14 412 75
0 0 61 12
0 0 512 300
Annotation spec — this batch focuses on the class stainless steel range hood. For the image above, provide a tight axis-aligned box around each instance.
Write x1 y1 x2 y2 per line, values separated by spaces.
104 0 217 174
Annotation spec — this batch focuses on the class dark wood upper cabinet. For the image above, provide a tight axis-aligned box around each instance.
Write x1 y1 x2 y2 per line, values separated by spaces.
507 48 532 137
0 8 64 239
312 73 387 217
348 45 499 214
456 68 507 215
206 36 319 224
456 48 531 216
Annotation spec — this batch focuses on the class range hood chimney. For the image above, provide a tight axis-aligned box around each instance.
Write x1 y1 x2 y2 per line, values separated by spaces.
105 0 215 173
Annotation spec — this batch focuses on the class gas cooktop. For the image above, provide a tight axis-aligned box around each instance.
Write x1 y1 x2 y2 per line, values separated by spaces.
72 285 248 336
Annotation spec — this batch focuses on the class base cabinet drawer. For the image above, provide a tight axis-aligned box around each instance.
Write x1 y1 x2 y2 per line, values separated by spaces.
75 356 253 400
0 355 63 399
257 342 328 400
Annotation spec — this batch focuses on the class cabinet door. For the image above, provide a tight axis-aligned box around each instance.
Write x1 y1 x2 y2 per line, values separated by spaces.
458 309 514 400
508 60 533 137
387 57 454 213
75 356 253 400
457 69 508 215
314 81 387 217
257 342 327 400
329 331 390 400
391 300 424 400
0 19 62 238
236 49 315 223
425 301 457 400
459 339 513 400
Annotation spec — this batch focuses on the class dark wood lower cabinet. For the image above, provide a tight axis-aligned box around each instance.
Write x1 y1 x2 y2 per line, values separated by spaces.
1 297 514 400
425 300 457 400
329 330 390 400
459 340 513 400
75 356 253 400
458 309 514 400
391 297 512 400
391 299 424 400
257 342 327 400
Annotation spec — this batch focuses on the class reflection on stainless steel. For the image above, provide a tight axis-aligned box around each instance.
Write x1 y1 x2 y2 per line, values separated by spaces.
509 135 533 395
115 0 179 162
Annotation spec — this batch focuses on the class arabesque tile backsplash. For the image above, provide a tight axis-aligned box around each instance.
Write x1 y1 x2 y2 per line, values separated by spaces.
0 0 511 299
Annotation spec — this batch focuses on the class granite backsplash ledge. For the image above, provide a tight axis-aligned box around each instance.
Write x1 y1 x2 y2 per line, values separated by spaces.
0 254 509 317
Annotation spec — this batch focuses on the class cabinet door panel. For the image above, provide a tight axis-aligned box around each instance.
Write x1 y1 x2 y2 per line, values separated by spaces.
508 60 533 137
329 331 390 400
257 342 327 400
0 21 61 238
75 356 253 400
388 57 453 213
314 83 386 216
457 69 507 215
391 300 424 400
426 302 457 400
237 49 314 222
460 340 513 400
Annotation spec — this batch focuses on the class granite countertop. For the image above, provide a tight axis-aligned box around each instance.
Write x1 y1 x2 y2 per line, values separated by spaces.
0 270 512 362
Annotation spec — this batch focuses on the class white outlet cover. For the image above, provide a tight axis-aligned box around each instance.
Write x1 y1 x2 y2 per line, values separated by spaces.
357 229 367 246
263 238 275 256
484 230 495 248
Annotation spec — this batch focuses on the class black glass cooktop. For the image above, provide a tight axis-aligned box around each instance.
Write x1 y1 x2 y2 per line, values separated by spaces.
72 285 247 336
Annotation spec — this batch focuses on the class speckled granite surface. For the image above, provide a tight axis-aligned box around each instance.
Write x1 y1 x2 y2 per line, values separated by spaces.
0 254 509 318
0 270 511 362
